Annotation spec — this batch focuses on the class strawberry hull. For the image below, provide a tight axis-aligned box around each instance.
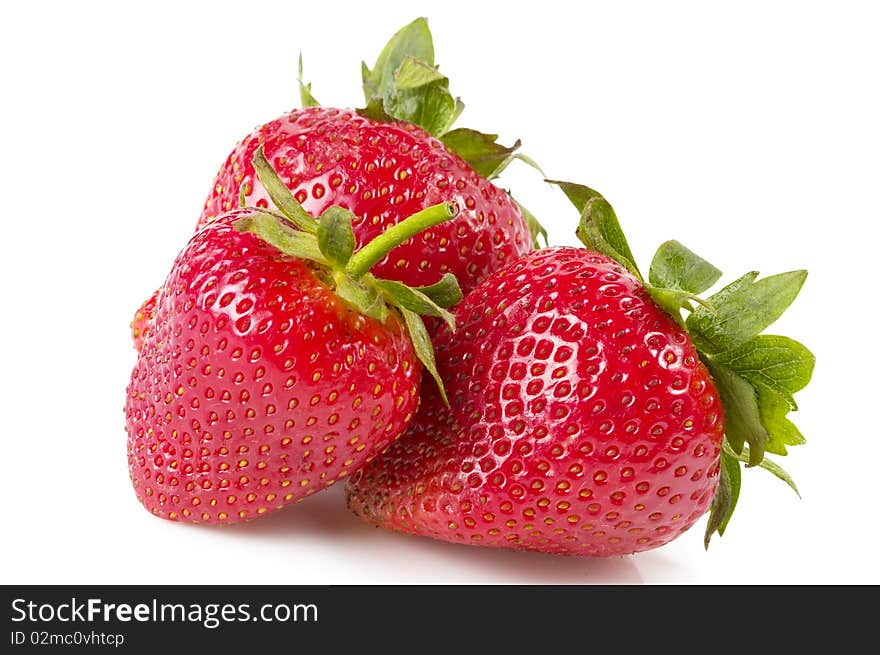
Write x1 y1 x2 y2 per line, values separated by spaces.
347 248 724 556
125 211 422 524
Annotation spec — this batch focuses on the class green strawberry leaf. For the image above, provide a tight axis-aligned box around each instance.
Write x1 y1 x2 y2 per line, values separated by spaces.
686 270 807 355
362 17 434 104
704 359 769 465
395 54 445 89
577 197 641 279
706 440 800 547
298 54 319 108
360 97 394 123
645 287 714 326
375 278 456 330
649 240 722 295
412 273 463 308
754 385 807 455
316 206 356 267
251 146 317 234
546 180 640 276
718 449 742 536
440 129 521 179
384 56 458 136
441 129 544 180
360 19 458 136
514 199 548 248
233 212 325 265
401 307 448 406
547 179 604 213
704 448 741 547
335 275 389 323
724 442 800 497
714 335 815 409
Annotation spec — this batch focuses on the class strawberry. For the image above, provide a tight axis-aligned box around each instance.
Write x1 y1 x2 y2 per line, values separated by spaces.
132 19 543 351
125 151 462 524
347 183 814 556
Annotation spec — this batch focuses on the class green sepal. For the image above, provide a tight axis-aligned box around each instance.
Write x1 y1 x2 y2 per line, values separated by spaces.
362 17 434 104
359 97 393 124
704 448 741 548
298 54 319 108
401 307 448 406
412 273 462 308
317 206 356 267
514 199 548 249
704 358 769 465
374 279 456 331
441 128 519 178
547 180 641 277
646 240 719 322
649 240 722 295
440 129 542 180
251 146 317 234
334 274 389 323
546 179 604 213
718 448 742 536
360 19 459 136
233 212 326 265
754 385 807 456
645 286 713 326
714 335 815 410
575 195 642 280
724 442 800 498
706 439 800 547
384 56 458 136
686 270 807 355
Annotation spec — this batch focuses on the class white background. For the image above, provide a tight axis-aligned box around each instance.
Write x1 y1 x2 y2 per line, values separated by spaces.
1 1 877 584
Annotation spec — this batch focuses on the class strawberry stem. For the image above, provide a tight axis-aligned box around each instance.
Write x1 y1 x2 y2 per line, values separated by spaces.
345 202 458 279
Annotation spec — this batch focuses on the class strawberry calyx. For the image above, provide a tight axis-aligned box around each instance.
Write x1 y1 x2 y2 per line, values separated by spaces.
299 17 548 248
550 180 815 548
235 146 462 404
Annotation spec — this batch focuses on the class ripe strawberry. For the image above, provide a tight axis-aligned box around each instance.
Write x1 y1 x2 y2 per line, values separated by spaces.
347 184 814 555
125 151 461 524
131 19 543 352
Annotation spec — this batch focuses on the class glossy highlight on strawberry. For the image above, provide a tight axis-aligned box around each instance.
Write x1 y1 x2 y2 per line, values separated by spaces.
347 248 724 555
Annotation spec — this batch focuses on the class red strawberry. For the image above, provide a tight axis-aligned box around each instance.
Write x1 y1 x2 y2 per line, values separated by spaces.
131 19 543 351
125 152 461 524
347 185 814 555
